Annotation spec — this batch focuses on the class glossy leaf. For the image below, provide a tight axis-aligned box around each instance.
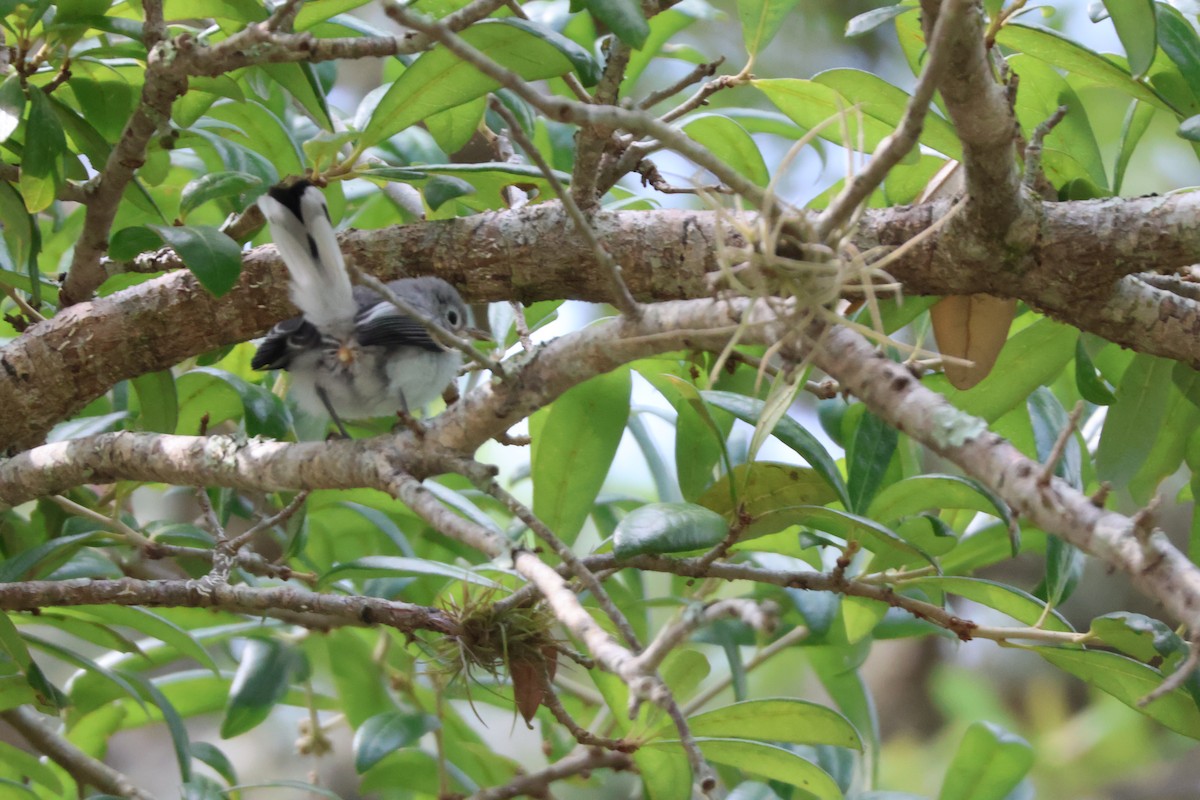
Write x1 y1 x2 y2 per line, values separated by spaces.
1074 336 1117 405
938 721 1033 800
361 19 598 148
187 367 291 439
221 639 302 738
1102 0 1157 79
0 75 24 142
319 556 502 588
701 390 850 509
701 462 839 540
1089 611 1184 663
1096 353 1173 488
20 89 66 213
146 225 243 297
845 5 909 37
582 0 649 48
669 698 861 749
354 712 440 773
907 576 1074 632
995 23 1170 111
846 409 897 514
869 474 1012 530
131 370 179 435
532 368 630 542
612 502 728 557
737 0 801 56
1035 646 1200 738
179 171 264 220
682 115 770 187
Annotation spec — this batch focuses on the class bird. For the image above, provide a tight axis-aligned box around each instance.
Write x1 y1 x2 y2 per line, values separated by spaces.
250 180 470 437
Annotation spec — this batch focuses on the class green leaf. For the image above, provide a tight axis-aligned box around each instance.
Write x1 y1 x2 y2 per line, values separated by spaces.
146 225 242 297
682 114 769 187
1096 353 1173 488
127 671 193 782
319 556 502 588
654 738 843 800
776 505 932 568
621 2 711 92
0 75 24 142
737 0 801 56
846 5 909 37
846 409 896 514
700 390 850 509
187 367 291 439
532 368 630 542
814 69 962 159
423 174 475 211
70 606 219 673
700 463 839 538
994 23 1171 112
190 741 238 786
221 639 302 738
179 171 264 220
612 502 729 558
1116 106 1155 193
754 72 961 159
109 225 166 261
1102 0 1157 79
1074 335 1118 405
424 96 487 155
359 163 571 211
582 0 649 48
131 370 179 434
0 741 62 793
907 576 1073 632
1155 4 1200 101
1089 611 1184 663
361 19 598 148
354 712 441 773
869 474 1012 531
20 88 66 213
938 721 1033 800
1035 646 1200 738
633 745 691 800
666 698 861 750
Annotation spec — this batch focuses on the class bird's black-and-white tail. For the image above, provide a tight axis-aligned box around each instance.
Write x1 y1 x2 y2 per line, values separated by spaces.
258 181 358 338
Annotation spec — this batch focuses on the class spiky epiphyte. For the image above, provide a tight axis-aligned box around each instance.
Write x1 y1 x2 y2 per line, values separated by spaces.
433 590 559 724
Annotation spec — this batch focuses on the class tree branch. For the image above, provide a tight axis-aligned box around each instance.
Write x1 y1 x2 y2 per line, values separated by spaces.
0 577 457 634
2 705 155 799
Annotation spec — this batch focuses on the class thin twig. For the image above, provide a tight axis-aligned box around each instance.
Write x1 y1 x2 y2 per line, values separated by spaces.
659 70 750 124
571 37 632 210
815 0 966 241
638 57 725 109
682 624 811 715
467 748 633 800
1037 400 1084 487
468 464 643 651
541 675 635 751
489 98 641 318
1022 104 1069 191
1140 637 1200 707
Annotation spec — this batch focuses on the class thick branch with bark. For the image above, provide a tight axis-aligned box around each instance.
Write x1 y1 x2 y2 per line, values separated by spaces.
4 195 1200 452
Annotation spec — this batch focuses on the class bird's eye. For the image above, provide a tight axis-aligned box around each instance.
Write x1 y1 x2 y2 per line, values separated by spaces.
446 309 461 327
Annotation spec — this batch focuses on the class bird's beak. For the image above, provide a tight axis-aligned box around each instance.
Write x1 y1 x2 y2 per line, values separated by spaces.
465 327 493 342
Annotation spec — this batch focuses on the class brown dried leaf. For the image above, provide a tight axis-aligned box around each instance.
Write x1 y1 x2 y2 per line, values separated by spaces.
510 657 544 726
931 294 1017 390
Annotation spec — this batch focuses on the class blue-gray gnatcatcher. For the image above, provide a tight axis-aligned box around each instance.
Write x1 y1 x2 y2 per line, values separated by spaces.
251 180 469 436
